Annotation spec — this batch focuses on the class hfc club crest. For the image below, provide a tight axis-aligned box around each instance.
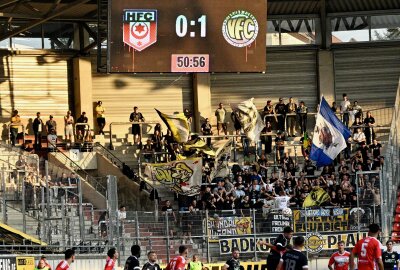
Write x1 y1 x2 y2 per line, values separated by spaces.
123 9 157 51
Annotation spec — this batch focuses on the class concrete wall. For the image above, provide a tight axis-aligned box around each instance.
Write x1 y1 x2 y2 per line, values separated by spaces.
318 50 335 105
96 154 154 211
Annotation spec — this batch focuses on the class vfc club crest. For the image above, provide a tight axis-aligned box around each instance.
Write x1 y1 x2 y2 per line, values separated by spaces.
123 9 157 51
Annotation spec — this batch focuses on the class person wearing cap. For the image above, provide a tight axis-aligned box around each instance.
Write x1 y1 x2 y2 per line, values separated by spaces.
55 248 75 270
259 226 293 270
46 115 57 134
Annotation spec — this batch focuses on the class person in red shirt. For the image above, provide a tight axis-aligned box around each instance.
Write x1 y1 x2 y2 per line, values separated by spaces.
55 249 75 270
350 223 384 270
166 246 188 270
105 248 119 270
329 241 350 270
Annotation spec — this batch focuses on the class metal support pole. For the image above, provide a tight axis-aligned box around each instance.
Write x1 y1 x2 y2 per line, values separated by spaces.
78 177 85 241
379 170 386 238
205 210 210 263
22 171 26 233
40 187 45 240
135 211 140 244
109 123 113 150
233 138 237 162
2 168 7 224
45 161 51 243
61 197 66 247
252 209 258 260
355 172 360 237
165 212 170 263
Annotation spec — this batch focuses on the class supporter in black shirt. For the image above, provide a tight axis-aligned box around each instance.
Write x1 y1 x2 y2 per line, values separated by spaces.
275 98 287 132
142 251 161 270
382 240 400 270
303 159 316 176
260 226 293 270
369 139 382 159
277 236 308 270
222 248 243 270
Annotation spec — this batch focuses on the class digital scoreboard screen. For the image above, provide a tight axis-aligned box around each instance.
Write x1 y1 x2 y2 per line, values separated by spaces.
109 0 266 73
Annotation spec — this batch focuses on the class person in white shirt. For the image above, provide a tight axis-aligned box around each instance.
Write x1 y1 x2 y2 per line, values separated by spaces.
64 110 74 143
47 129 58 152
274 190 291 209
340 94 351 128
353 128 366 147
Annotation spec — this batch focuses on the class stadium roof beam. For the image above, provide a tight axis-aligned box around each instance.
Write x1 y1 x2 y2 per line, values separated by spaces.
0 0 90 41
44 0 61 17
0 0 19 9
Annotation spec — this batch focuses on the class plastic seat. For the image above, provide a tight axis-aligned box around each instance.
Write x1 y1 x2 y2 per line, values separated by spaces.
393 223 400 232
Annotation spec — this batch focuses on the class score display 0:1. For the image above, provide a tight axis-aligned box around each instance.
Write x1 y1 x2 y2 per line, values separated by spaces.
176 15 206 37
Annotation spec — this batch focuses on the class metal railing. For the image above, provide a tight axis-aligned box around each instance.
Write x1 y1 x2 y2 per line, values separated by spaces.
51 147 106 195
382 79 400 238
108 121 160 150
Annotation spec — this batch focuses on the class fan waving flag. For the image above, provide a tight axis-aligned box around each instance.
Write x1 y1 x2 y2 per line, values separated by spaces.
310 96 351 167
155 109 190 143
231 98 265 142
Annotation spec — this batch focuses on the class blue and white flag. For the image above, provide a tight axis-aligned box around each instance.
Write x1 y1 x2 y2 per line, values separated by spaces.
310 96 351 167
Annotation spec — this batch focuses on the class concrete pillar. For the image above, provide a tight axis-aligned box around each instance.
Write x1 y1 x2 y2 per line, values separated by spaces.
73 57 94 129
318 50 335 105
193 73 212 133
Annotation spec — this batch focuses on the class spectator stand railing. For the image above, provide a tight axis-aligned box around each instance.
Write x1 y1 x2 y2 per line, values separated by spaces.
197 133 303 166
7 123 25 146
74 123 92 144
94 142 155 194
108 121 160 150
50 146 106 196
89 207 379 264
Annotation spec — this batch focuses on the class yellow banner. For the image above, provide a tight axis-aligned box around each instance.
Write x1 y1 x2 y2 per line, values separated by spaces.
293 208 349 232
305 231 368 254
207 216 253 242
16 257 35 270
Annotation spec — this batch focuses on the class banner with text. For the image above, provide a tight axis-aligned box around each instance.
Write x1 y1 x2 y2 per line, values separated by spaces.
219 231 369 255
293 207 349 232
206 216 253 242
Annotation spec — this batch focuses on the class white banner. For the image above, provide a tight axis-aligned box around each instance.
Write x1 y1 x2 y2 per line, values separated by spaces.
144 158 202 195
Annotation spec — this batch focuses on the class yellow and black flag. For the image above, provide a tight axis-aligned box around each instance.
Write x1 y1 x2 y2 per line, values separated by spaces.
155 109 190 143
183 137 215 156
302 187 331 207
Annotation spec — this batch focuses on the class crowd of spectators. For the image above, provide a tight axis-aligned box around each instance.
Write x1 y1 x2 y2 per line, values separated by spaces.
157 94 385 220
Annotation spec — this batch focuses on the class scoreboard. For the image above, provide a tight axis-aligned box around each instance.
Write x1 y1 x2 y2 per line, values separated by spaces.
109 0 266 73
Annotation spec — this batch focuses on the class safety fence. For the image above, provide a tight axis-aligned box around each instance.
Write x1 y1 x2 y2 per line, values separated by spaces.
383 79 400 240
